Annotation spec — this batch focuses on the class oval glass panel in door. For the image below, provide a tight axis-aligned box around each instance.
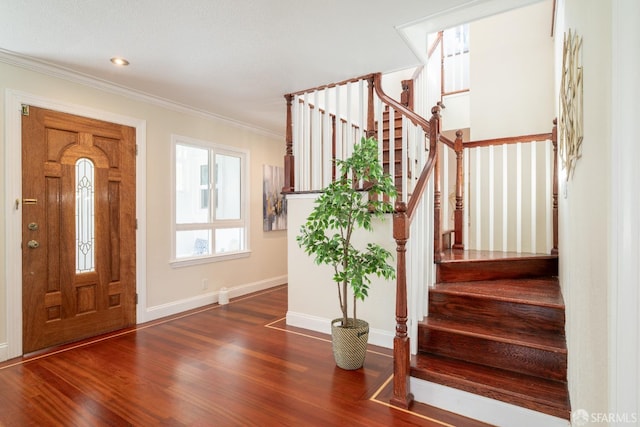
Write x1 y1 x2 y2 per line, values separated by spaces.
76 158 95 273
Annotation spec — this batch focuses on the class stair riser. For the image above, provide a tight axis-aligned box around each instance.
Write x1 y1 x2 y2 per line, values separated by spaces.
382 129 403 139
418 328 567 381
381 112 403 124
429 293 565 335
437 258 558 283
383 151 404 162
410 369 571 420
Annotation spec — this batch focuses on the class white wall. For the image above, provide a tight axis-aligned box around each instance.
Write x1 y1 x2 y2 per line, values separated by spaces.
609 0 640 420
558 0 611 417
558 0 640 420
470 0 555 139
381 67 418 102
466 0 555 253
0 59 287 359
286 194 397 348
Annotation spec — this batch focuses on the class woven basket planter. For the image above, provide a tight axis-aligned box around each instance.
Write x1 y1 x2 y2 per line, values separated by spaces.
331 318 369 370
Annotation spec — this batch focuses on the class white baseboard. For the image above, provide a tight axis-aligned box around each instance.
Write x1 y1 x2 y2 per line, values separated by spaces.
0 342 8 362
143 275 287 323
286 311 394 349
410 377 570 427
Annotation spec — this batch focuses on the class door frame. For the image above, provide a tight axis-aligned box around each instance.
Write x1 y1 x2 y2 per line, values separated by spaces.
4 89 147 359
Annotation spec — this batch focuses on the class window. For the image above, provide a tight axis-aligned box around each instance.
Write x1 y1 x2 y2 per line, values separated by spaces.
442 24 470 93
75 158 95 273
171 135 249 266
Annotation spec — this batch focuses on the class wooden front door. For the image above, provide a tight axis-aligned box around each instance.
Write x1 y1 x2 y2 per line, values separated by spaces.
21 106 136 354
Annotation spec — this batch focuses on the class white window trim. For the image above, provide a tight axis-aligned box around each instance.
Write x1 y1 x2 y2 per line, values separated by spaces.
170 134 250 267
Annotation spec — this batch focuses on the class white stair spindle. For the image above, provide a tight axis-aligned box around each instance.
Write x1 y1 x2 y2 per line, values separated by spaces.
312 90 322 190
302 92 310 191
502 144 508 251
474 148 482 249
296 94 302 190
322 88 332 188
516 142 522 253
346 82 353 159
335 84 342 164
530 141 537 254
488 145 495 251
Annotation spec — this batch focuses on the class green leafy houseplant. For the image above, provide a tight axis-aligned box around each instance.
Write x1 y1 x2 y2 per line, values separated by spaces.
297 136 397 329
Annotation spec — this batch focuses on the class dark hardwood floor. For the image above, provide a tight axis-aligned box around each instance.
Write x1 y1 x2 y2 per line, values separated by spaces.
0 285 489 427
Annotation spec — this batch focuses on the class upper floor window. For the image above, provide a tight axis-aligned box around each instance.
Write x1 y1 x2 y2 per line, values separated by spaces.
171 135 250 266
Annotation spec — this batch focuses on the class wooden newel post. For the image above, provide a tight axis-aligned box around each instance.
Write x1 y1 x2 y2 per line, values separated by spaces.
453 129 465 250
400 79 414 110
282 94 295 193
366 76 376 138
365 77 379 201
391 201 414 409
551 118 559 255
431 106 444 262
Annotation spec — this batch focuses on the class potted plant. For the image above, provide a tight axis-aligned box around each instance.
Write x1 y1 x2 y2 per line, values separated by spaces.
297 136 397 370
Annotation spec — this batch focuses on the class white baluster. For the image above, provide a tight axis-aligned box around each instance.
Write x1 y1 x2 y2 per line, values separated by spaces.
502 144 508 251
322 88 332 188
489 145 495 251
516 142 522 253
530 141 537 254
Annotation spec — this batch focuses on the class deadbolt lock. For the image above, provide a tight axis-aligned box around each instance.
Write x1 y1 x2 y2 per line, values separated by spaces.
27 240 40 249
27 222 39 231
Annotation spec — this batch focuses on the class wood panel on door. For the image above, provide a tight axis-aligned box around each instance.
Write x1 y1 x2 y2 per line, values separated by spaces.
22 106 136 354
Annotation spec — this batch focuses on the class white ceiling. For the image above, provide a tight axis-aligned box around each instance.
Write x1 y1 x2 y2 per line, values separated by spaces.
0 0 538 136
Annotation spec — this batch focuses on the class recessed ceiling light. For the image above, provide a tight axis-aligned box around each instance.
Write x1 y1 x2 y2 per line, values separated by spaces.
110 57 130 66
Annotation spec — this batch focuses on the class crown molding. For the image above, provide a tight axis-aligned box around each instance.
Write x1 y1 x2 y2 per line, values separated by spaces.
0 48 281 139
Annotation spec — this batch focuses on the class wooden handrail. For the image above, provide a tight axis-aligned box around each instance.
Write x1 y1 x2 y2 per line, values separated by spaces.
372 73 431 133
410 65 424 81
442 88 470 98
285 73 375 97
439 134 455 150
464 132 553 148
427 31 443 60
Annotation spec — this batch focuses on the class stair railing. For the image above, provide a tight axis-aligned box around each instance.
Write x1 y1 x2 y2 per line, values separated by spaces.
433 120 559 256
283 73 440 409
389 105 440 409
283 73 431 202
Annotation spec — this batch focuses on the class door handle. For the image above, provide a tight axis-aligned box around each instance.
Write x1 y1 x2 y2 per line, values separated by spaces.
27 240 40 249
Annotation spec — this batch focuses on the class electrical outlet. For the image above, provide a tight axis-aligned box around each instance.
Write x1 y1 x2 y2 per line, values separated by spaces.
202 278 208 290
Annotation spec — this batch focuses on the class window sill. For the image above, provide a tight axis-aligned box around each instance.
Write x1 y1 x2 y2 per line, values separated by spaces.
169 250 251 268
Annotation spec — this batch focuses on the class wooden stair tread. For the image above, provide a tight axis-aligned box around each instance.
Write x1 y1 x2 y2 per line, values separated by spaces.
420 317 567 353
412 353 570 420
432 278 564 307
439 249 558 263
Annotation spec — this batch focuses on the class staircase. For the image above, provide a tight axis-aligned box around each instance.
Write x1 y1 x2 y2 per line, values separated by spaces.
411 249 571 420
282 71 568 422
379 107 408 200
